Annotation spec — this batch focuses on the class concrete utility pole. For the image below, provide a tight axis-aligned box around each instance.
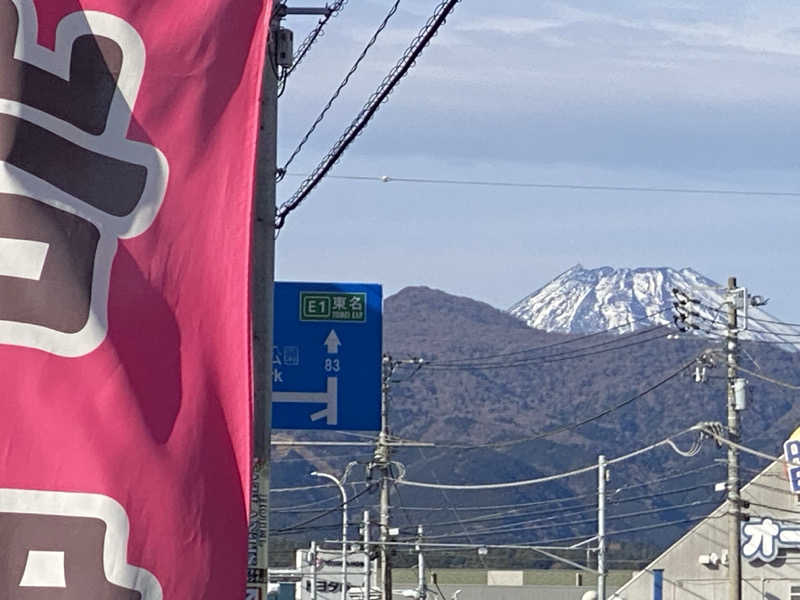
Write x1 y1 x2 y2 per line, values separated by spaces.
311 540 319 600
416 525 427 600
372 355 424 600
363 510 372 600
597 455 607 600
376 354 394 600
726 276 742 600
249 4 331 598
248 8 280 596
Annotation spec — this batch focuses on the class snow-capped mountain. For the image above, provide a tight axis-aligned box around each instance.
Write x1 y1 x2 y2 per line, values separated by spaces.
508 264 800 349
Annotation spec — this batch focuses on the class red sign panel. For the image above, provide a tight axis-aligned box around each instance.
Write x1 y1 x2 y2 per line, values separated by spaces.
0 0 271 597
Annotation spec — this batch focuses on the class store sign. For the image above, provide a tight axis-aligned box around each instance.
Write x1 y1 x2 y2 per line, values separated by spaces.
296 547 376 600
742 518 800 563
784 439 800 493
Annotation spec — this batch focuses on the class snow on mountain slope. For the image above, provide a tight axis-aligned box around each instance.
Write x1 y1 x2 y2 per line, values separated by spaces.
508 265 800 349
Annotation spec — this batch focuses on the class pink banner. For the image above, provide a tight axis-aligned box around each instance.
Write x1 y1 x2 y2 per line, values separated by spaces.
0 0 271 597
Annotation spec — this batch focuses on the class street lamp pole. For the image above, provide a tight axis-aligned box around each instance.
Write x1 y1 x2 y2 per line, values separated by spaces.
312 471 349 600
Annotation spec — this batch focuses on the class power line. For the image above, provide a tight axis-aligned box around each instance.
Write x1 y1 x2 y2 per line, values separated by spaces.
612 462 723 493
423 326 670 371
745 314 800 328
419 307 672 367
430 358 695 450
735 364 800 390
697 425 782 464
522 512 727 547
279 0 402 176
275 0 463 230
283 172 800 199
418 498 722 541
695 302 800 339
414 447 488 565
272 485 375 534
401 482 717 533
395 424 703 489
356 464 722 525
278 0 349 95
270 483 332 492
747 500 800 517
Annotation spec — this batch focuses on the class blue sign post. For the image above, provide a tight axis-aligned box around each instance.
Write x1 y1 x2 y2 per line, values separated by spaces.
272 282 382 430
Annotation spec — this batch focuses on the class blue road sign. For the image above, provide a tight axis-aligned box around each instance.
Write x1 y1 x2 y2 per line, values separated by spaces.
272 282 382 430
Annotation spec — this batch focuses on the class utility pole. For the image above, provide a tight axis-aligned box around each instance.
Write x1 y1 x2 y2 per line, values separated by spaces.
248 7 280 597
372 354 423 600
416 525 427 600
248 5 331 599
376 354 394 600
597 455 607 600
726 276 742 600
363 510 372 600
311 540 318 600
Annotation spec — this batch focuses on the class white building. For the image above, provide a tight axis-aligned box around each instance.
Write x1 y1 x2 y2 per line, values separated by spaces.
612 459 800 599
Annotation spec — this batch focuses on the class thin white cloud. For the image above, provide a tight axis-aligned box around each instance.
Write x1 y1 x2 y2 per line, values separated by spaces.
455 17 564 35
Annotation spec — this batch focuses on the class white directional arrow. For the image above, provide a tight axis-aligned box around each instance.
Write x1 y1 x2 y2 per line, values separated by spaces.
324 329 341 354
272 377 338 425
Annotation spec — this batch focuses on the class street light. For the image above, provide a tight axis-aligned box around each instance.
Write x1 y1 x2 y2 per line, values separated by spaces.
311 470 348 600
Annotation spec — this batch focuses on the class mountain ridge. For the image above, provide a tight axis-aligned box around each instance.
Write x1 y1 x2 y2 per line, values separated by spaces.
271 281 800 554
508 264 800 351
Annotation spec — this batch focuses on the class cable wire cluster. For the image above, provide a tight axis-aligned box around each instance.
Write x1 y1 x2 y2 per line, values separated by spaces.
278 0 402 177
275 0 463 230
278 0 349 96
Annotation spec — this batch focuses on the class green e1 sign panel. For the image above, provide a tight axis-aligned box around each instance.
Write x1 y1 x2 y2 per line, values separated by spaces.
300 292 367 322
273 282 381 430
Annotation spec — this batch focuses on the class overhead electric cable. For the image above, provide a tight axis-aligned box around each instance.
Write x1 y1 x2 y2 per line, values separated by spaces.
395 424 702 488
425 322 668 368
734 364 800 390
270 497 338 513
278 0 348 94
421 307 672 366
399 481 718 533
283 172 800 199
695 302 800 337
430 359 695 450
423 327 670 371
279 0 402 175
397 466 724 522
747 315 800 328
272 485 374 533
392 463 723 514
613 462 723 492
518 512 727 547
270 483 332 492
418 498 722 540
387 462 417 532
746 500 800 517
698 426 782 464
275 0 463 230
416 447 486 561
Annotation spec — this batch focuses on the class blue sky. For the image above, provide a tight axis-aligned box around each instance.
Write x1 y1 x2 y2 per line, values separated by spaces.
274 1 800 322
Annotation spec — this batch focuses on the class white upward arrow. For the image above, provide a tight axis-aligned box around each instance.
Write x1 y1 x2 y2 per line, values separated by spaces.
324 329 341 354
